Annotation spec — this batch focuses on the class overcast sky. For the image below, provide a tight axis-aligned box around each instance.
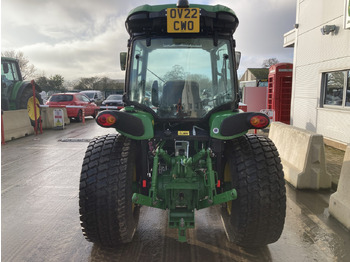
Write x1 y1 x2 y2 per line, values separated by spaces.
1 0 296 81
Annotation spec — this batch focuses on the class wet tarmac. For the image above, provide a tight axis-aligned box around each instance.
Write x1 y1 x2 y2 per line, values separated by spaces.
2 118 350 262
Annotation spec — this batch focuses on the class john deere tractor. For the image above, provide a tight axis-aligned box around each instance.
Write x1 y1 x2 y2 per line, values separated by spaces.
1 57 42 125
79 0 286 247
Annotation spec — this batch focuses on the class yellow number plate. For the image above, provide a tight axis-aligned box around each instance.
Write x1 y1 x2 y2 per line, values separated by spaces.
167 8 200 33
178 131 190 136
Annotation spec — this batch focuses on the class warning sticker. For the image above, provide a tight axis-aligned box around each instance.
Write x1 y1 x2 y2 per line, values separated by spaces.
178 131 190 136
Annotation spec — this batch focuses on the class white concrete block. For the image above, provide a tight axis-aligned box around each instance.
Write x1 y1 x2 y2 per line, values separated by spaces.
329 144 350 229
41 107 70 129
3 110 34 141
269 122 331 189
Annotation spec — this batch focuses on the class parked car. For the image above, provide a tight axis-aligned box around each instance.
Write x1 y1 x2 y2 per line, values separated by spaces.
80 90 104 105
101 94 124 109
46 93 98 122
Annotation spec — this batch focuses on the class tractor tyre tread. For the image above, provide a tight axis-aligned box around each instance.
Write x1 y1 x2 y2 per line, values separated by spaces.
79 134 139 247
224 134 286 247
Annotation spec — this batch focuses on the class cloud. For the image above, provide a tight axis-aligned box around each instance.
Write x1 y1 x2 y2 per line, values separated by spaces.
20 17 129 80
2 0 296 81
209 0 296 74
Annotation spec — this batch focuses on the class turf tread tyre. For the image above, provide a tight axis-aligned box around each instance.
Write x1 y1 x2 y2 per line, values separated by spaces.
224 134 286 247
79 134 139 247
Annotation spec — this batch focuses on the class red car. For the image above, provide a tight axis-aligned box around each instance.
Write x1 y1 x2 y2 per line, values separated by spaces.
46 93 99 122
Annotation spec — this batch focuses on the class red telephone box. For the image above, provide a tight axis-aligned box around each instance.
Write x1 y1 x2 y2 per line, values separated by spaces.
267 63 293 124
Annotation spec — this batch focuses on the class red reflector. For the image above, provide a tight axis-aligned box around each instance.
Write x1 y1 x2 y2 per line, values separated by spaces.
142 180 147 188
97 114 116 127
217 180 221 188
250 115 269 128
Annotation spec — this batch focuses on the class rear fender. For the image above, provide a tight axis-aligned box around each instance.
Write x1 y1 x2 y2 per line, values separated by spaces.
96 110 154 140
210 111 269 140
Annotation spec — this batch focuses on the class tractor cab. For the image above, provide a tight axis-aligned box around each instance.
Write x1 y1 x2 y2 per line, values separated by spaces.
121 2 240 122
1 57 22 110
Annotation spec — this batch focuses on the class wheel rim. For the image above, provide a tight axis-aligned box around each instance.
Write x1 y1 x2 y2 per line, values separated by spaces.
27 96 41 121
224 162 232 215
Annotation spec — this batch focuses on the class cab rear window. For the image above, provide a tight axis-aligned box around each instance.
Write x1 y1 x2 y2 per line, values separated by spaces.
49 95 73 102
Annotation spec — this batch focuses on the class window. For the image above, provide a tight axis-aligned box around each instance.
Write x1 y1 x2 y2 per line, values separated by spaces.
78 94 91 102
49 95 73 102
128 37 235 119
1 61 20 82
323 70 350 108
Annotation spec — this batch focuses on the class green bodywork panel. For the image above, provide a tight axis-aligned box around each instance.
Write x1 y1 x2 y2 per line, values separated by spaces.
128 4 236 17
9 81 24 110
118 107 154 140
209 110 247 140
132 146 237 242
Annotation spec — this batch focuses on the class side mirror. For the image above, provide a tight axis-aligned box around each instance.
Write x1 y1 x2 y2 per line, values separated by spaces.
151 81 159 107
120 52 127 71
235 51 241 70
3 63 9 74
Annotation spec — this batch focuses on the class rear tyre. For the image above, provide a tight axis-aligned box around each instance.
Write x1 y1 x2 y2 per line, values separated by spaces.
79 134 140 247
222 134 286 247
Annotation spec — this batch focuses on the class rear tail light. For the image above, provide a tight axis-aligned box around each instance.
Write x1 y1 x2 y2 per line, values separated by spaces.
250 115 269 129
97 113 117 127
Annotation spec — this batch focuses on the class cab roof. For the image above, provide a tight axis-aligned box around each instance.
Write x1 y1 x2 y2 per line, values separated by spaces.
1 57 18 62
128 4 236 17
126 3 239 37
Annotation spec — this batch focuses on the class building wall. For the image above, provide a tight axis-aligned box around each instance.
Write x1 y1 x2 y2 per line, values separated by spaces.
291 0 350 144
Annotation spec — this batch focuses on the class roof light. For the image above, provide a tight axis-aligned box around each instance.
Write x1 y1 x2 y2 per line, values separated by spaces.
177 0 189 8
250 115 269 129
97 113 117 127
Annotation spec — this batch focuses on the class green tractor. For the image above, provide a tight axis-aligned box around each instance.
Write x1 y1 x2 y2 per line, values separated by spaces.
1 57 42 125
79 0 286 247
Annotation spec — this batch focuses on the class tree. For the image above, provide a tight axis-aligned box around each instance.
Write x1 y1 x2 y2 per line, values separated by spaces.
186 73 211 93
49 75 65 91
35 76 51 91
163 65 185 81
73 77 102 90
262 58 279 68
1 50 36 79
35 74 66 92
72 77 124 93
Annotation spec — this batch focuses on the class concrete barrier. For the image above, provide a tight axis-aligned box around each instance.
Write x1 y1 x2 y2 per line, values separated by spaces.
269 122 331 189
41 107 70 129
329 144 350 229
3 110 34 141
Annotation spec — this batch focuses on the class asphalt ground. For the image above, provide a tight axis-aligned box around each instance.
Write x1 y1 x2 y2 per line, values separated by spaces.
2 118 350 261
324 145 345 188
